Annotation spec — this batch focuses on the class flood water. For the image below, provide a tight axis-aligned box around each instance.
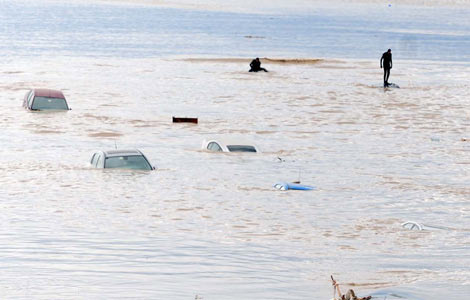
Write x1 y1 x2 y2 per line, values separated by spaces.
0 0 469 299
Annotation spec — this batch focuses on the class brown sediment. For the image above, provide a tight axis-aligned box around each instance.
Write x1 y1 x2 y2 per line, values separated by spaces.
182 58 251 63
83 113 113 121
232 225 248 228
33 130 64 134
379 269 433 275
346 281 394 288
180 57 336 65
338 245 357 250
263 58 326 64
128 119 147 124
88 131 123 138
176 208 196 211
133 124 156 128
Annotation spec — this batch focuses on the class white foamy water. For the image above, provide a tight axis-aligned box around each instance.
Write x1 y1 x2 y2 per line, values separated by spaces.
0 0 469 299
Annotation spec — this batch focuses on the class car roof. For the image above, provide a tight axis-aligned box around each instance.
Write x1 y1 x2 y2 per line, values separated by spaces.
103 149 143 157
206 138 257 147
33 89 66 99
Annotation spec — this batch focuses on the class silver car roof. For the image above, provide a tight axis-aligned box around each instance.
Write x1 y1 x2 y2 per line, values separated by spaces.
103 149 143 157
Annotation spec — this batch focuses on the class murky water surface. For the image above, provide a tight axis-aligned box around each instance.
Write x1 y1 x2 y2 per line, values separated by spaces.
0 0 469 299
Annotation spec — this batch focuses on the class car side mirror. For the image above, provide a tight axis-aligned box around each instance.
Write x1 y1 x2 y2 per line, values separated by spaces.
152 166 156 170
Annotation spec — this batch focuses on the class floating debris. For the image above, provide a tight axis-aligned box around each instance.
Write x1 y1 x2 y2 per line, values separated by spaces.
172 116 198 124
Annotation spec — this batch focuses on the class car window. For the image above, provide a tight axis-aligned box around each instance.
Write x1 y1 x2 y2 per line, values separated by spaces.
226 145 257 152
32 96 68 110
104 155 152 170
207 142 222 152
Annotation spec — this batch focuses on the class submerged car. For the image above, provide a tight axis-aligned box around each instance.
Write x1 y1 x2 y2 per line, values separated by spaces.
202 139 259 153
23 88 70 111
90 149 155 170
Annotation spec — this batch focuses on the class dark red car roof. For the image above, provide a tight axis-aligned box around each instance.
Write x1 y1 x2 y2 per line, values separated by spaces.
34 89 66 99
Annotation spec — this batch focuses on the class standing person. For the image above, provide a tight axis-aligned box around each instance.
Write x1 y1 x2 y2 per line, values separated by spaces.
380 49 392 87
249 57 268 72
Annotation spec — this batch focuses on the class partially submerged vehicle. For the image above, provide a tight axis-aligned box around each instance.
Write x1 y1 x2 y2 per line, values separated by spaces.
202 139 259 153
274 182 314 191
90 149 155 170
23 88 70 111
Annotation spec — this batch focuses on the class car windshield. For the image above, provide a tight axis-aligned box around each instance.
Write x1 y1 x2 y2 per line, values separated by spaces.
32 96 68 110
226 145 257 152
105 155 152 170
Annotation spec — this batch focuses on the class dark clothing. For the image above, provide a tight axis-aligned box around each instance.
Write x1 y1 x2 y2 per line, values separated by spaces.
383 68 391 87
249 59 268 72
381 52 392 69
249 67 268 72
380 51 392 86
250 59 260 70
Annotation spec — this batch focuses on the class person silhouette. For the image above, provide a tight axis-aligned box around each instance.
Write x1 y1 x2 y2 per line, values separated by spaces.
249 58 268 72
380 49 392 87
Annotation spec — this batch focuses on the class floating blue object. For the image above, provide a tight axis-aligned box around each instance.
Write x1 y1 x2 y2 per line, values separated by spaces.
274 182 314 191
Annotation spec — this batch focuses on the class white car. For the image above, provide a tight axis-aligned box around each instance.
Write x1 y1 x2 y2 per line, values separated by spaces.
202 139 259 153
90 149 155 170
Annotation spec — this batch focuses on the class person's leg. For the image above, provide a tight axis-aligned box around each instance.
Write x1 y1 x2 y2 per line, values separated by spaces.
260 67 268 72
383 69 390 86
